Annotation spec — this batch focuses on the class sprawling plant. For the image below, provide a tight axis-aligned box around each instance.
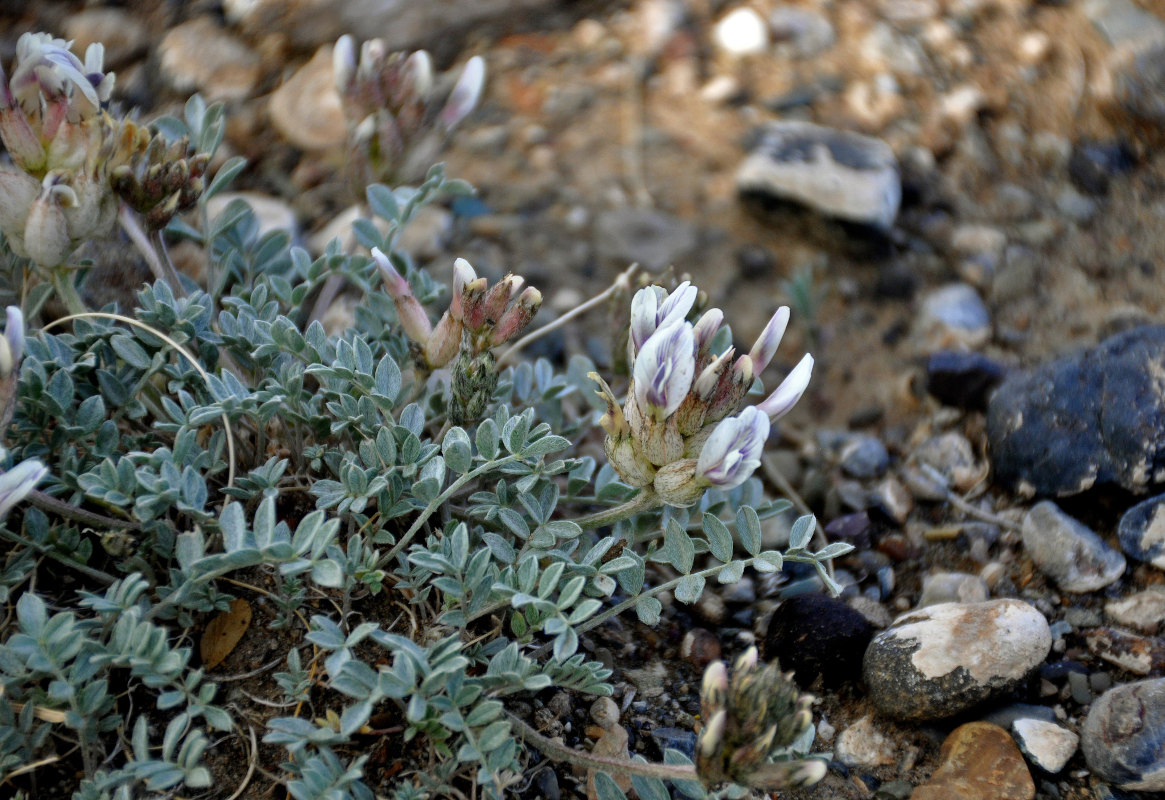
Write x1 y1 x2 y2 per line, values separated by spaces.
0 32 850 800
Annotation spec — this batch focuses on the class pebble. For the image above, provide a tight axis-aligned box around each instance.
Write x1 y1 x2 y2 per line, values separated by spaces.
951 224 1007 266
863 599 1051 721
1022 501 1126 592
910 432 984 494
1085 627 1165 675
206 192 299 239
268 45 347 150
912 722 1035 800
713 7 769 56
769 6 836 57
650 727 696 759
679 628 721 669
1082 677 1165 790
1055 187 1098 224
590 696 620 729
1011 718 1078 774
1111 42 1165 145
396 206 454 261
839 434 891 479
1068 141 1135 196
917 572 989 608
835 716 897 767
913 283 991 351
987 326 1165 497
593 208 696 272
763 593 874 688
1106 588 1165 632
158 17 262 101
736 121 901 230
1117 492 1165 570
871 477 913 525
624 661 667 698
62 9 149 66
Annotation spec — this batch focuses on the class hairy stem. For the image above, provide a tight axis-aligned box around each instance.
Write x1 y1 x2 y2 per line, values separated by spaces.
49 268 87 316
575 488 661 531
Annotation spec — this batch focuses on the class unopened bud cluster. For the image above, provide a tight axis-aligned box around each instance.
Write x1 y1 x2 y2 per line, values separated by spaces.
375 249 541 422
333 35 485 187
0 33 208 269
592 282 813 507
697 647 825 789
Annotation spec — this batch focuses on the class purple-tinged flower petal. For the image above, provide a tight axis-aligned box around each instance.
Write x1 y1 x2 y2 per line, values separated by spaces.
693 307 723 352
5 307 24 367
450 257 477 322
633 321 695 421
439 55 484 131
749 306 790 375
373 247 432 345
696 406 769 490
756 353 813 422
332 35 357 93
0 458 47 518
629 281 697 356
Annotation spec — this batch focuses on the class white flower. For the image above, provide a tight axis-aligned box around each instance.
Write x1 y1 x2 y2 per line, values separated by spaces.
756 354 813 422
633 321 695 421
629 281 697 357
696 406 770 490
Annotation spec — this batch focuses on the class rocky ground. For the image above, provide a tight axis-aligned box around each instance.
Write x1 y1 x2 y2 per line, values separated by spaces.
5 0 1165 798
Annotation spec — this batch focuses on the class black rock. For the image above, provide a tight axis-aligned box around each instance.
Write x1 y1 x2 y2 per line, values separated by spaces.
926 350 1008 410
1068 140 1135 196
986 325 1165 497
763 593 873 688
1117 492 1165 570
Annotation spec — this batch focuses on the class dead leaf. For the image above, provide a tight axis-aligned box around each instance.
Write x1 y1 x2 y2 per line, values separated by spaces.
201 597 252 670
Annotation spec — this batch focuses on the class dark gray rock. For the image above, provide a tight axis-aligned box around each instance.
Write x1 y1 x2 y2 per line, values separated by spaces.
1022 501 1126 592
986 325 1165 497
1068 141 1135 195
764 593 874 688
863 599 1051 721
1118 492 1165 570
1082 677 1165 790
840 434 891 479
736 121 901 229
926 350 1008 410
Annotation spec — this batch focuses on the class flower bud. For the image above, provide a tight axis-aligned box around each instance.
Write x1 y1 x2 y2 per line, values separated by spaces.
604 435 656 488
0 458 47 518
756 353 813 422
489 286 540 347
450 257 477 322
333 35 357 94
695 407 769 491
24 178 75 267
438 55 485 131
0 167 40 247
373 247 432 346
692 307 723 354
633 321 695 422
652 458 704 507
0 307 26 378
749 307 790 375
424 310 462 369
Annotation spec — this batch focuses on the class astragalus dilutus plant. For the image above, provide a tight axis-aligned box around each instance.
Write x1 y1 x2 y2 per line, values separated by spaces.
0 31 847 800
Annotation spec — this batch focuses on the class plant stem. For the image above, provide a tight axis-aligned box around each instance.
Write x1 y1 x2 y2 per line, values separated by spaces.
507 711 699 783
575 488 661 531
378 454 522 569
49 268 87 316
27 489 137 530
0 527 116 584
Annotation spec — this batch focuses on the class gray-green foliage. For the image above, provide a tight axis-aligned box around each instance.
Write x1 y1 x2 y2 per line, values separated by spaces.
0 100 851 800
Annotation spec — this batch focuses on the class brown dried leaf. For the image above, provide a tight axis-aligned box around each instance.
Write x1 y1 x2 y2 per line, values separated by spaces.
201 597 252 670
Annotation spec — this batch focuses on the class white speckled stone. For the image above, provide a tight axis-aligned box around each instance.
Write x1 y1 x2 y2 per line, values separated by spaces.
863 599 1051 720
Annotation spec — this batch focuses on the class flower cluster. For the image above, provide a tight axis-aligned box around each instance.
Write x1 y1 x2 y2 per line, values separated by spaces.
697 647 826 789
333 35 485 187
0 34 209 269
593 282 813 506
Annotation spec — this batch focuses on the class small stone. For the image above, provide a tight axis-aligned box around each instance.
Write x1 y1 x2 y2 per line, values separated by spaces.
590 696 620 729
1022 501 1126 593
871 477 913 525
1085 627 1165 675
713 7 769 56
734 244 775 279
951 224 1007 264
62 9 149 66
769 6 836 57
987 325 1165 497
269 45 346 150
721 576 756 604
863 599 1052 721
835 716 897 767
926 350 1008 411
206 192 299 239
918 572 989 608
1068 141 1135 196
914 283 991 351
1055 187 1098 223
764 593 874 688
1012 718 1078 773
1118 492 1165 570
840 434 891 479
624 661 667 698
310 204 390 254
650 727 697 759
825 511 873 548
679 628 722 670
993 182 1036 220
1082 677 1165 790
736 121 901 229
912 722 1034 800
1107 589 1165 632
158 17 262 101
588 724 632 794
911 432 984 494
594 208 697 272
695 590 727 624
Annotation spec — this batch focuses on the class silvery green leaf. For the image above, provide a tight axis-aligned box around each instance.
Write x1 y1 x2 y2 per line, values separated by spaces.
366 183 401 222
442 427 473 474
753 550 783 572
311 559 345 588
815 541 855 560
665 518 695 574
737 505 761 556
476 419 499 460
703 514 733 563
788 513 815 551
717 560 745 584
635 597 662 625
593 772 628 800
674 574 705 605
